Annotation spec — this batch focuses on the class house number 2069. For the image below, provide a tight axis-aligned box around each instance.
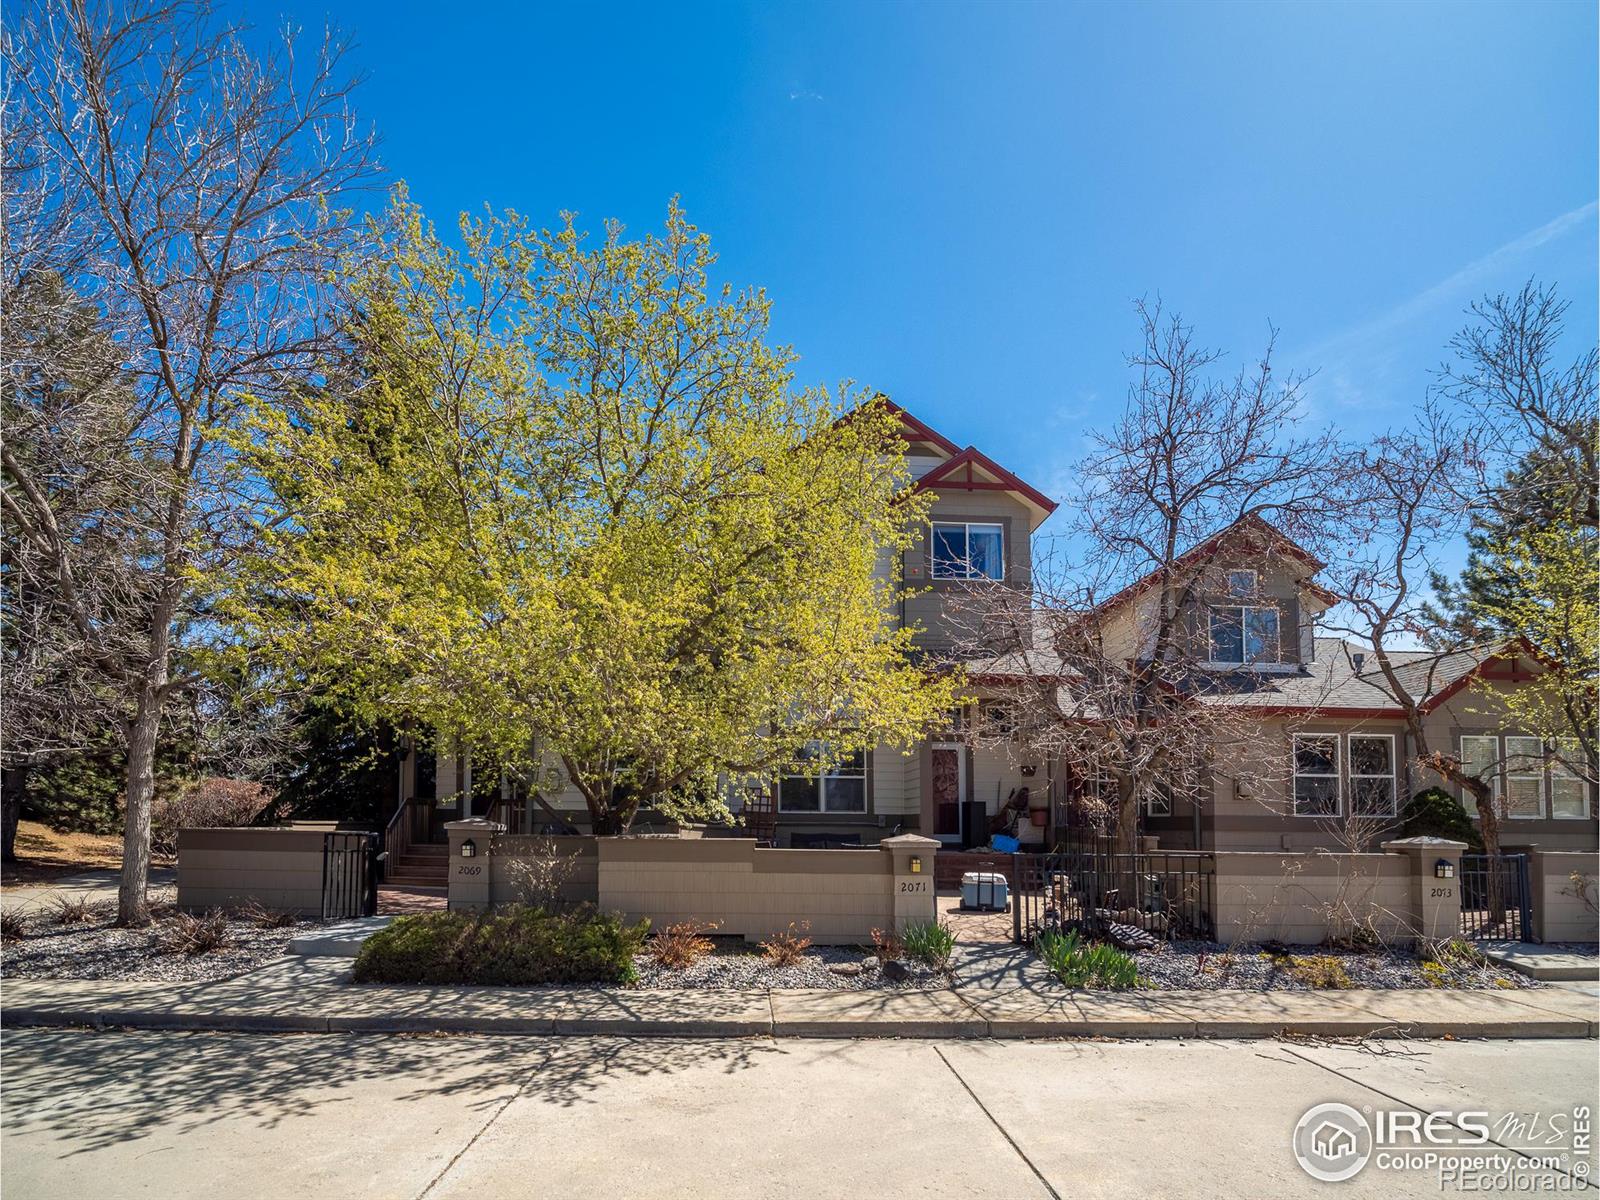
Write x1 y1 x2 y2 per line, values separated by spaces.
899 880 928 893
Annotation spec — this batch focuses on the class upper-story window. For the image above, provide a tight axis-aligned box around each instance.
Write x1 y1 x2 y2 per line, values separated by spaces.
1225 569 1258 598
1209 605 1279 664
931 522 1004 581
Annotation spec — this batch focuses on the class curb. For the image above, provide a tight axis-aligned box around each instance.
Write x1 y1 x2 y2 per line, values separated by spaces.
3 1006 1593 1040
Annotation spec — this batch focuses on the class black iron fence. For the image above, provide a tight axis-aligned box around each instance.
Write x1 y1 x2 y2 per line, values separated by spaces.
321 831 379 921
1011 848 1215 945
1458 853 1534 942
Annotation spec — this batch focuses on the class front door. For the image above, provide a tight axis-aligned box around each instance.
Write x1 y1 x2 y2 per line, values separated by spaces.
931 743 965 839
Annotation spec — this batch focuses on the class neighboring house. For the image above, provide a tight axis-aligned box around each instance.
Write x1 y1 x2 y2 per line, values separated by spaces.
390 405 1596 856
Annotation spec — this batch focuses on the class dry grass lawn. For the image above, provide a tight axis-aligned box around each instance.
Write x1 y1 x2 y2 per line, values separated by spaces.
2 820 169 885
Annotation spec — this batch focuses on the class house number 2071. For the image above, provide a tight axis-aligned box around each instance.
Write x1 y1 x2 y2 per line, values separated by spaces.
899 880 928 893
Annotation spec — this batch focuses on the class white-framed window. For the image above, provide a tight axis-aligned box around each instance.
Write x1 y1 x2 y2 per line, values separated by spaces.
930 522 1005 581
977 701 1014 738
1502 735 1544 819
1551 738 1590 820
1348 734 1396 817
1209 605 1280 664
1458 735 1501 815
1144 790 1172 817
1292 734 1340 817
1226 569 1258 598
778 745 866 813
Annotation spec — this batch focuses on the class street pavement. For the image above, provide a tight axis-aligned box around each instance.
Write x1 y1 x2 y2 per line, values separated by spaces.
2 1030 1594 1199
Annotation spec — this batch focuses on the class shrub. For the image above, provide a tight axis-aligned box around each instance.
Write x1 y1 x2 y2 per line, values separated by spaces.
1 910 26 942
499 839 582 910
651 920 718 970
1401 787 1483 851
1035 928 1139 990
51 895 94 925
870 926 905 962
1288 954 1352 989
159 909 232 955
353 905 649 986
760 922 813 967
1423 937 1487 970
152 777 269 858
238 900 298 930
902 920 955 969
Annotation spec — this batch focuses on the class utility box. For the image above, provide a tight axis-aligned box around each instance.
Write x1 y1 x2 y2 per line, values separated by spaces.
960 871 1009 912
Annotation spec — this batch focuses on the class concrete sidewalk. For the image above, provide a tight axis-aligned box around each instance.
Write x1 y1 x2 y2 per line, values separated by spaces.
4 957 1596 1040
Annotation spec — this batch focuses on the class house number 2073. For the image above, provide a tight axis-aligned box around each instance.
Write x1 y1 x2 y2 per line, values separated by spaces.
899 880 928 893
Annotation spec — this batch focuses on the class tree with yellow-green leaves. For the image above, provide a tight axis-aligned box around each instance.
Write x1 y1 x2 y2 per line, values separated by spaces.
232 193 956 833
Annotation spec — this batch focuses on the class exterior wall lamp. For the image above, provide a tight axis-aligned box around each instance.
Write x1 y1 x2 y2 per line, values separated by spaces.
910 856 922 874
1434 859 1454 879
461 839 477 859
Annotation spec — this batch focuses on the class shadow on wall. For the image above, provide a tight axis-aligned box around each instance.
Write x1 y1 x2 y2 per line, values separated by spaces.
1 1028 784 1154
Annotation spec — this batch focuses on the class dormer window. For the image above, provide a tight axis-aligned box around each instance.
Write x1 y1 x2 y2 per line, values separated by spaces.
931 522 1004 581
1225 569 1258 598
1209 605 1280 664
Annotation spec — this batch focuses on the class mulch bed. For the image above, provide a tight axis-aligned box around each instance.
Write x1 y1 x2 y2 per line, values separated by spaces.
2 903 311 983
633 943 945 991
1126 940 1542 991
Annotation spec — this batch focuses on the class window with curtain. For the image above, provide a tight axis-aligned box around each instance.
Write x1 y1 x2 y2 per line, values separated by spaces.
1293 734 1340 816
1551 738 1590 819
1348 734 1396 816
1503 736 1544 819
1458 735 1500 813
930 522 1005 580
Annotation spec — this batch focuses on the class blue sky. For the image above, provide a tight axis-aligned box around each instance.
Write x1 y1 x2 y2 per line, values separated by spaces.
287 0 1594 534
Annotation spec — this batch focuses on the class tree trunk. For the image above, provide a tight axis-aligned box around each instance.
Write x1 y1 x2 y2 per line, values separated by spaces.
118 691 162 926
1 764 25 862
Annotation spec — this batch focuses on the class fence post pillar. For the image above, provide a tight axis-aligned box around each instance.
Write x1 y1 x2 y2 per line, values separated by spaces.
1382 836 1467 945
446 817 503 912
881 834 939 933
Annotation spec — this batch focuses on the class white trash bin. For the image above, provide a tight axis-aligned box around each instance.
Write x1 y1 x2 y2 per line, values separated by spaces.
960 870 1009 912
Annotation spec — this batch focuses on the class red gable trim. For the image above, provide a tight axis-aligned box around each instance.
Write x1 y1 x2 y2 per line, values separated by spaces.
1085 514 1326 619
876 398 963 457
1417 638 1554 714
913 446 1060 515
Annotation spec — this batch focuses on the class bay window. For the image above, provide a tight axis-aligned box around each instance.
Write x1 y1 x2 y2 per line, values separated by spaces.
931 522 1005 581
1457 734 1593 821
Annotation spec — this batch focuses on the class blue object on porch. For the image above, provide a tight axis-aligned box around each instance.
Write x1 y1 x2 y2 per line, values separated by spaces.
991 834 1020 854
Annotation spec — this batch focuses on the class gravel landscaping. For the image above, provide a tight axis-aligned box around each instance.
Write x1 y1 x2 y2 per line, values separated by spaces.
1118 940 1543 992
633 942 946 990
1 903 311 983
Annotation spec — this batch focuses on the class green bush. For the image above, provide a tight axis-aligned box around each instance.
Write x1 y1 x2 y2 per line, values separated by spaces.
902 920 956 969
353 905 650 986
1401 787 1483 851
1034 928 1140 990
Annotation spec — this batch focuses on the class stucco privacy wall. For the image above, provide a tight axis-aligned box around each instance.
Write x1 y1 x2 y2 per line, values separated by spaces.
1530 850 1599 943
444 821 939 943
1211 838 1466 946
177 827 327 916
486 835 599 907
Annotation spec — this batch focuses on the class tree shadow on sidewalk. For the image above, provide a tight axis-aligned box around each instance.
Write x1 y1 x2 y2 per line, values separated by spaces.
1 1029 784 1155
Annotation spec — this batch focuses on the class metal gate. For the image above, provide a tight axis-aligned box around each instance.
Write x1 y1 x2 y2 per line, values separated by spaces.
1012 848 1215 945
321 832 379 921
1458 853 1534 942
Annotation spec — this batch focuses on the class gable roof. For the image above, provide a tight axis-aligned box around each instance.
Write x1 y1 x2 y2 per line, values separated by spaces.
1086 514 1335 618
912 445 1059 521
877 397 963 458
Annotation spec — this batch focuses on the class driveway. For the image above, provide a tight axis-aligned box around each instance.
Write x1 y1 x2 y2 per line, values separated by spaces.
3 1031 1593 1199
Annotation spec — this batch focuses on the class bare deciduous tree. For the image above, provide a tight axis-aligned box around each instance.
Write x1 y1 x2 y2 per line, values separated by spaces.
951 303 1346 854
1 0 376 923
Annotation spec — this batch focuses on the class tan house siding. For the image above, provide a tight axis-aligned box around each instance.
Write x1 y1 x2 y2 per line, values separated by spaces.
902 490 1034 653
